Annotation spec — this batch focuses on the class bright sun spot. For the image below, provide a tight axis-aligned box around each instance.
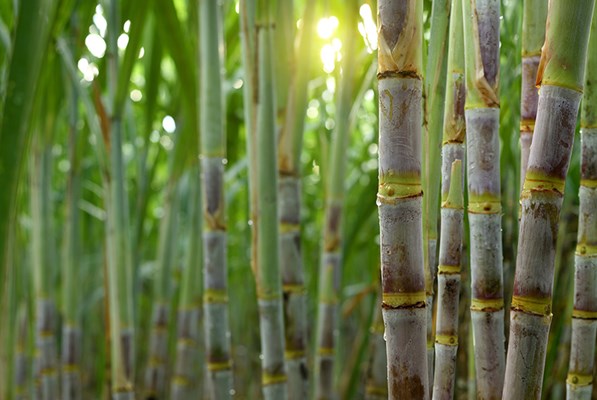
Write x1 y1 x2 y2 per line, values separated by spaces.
118 33 129 50
162 116 176 133
85 33 106 58
235 0 239 14
130 89 142 102
123 20 131 33
317 16 339 39
358 4 378 53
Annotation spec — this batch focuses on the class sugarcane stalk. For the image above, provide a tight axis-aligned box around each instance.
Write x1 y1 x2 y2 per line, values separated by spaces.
30 128 59 400
365 292 387 400
461 1 505 397
503 1 596 398
276 1 316 396
144 179 179 399
432 0 465 396
199 0 233 398
566 6 597 400
520 0 548 190
377 1 428 398
61 46 83 400
422 0 450 382
240 1 289 398
14 305 29 400
105 0 135 397
170 166 204 400
314 3 358 398
432 160 464 400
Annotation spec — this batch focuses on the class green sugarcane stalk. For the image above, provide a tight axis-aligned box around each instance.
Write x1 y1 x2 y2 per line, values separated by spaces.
422 0 450 382
432 0 465 396
30 119 59 400
462 0 505 397
199 0 233 398
247 1 288 398
170 166 204 400
144 179 179 399
503 1 596 398
520 0 548 190
566 6 597 400
104 0 135 397
314 2 358 398
61 46 83 400
0 0 58 392
13 305 28 400
276 1 316 397
365 292 387 400
377 1 428 398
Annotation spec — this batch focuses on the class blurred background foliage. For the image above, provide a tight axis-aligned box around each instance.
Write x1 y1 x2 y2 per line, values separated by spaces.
0 0 589 398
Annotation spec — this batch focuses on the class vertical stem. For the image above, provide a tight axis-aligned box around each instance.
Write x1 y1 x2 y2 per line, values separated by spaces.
462 1 505 397
62 35 83 399
377 1 428 398
503 1 595 398
31 130 59 400
144 180 178 398
422 0 450 382
365 292 387 400
566 6 597 400
276 2 316 397
314 2 358 398
432 0 465 397
200 0 233 398
519 0 547 190
105 0 135 397
171 166 204 400
249 2 288 398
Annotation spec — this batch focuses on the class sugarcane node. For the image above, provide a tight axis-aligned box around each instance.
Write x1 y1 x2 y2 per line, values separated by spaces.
377 70 421 80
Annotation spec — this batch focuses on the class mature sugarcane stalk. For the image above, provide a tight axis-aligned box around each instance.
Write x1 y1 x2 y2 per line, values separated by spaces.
422 0 450 382
377 1 428 398
276 1 316 396
314 3 358 398
144 180 179 399
199 0 233 398
245 1 288 398
503 1 596 398
365 293 387 400
566 7 597 400
432 0 465 396
30 129 59 400
62 59 83 400
170 166 204 400
105 0 135 396
520 0 548 189
432 160 464 400
461 0 505 397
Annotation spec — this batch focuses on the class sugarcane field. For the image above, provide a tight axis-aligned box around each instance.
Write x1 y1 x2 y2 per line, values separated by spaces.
1 0 597 399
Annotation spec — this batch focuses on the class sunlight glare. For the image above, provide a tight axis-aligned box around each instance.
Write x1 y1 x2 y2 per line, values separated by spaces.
317 16 339 39
85 33 106 58
123 20 131 33
118 33 129 50
93 12 107 38
359 4 378 53
162 116 176 133
130 89 142 102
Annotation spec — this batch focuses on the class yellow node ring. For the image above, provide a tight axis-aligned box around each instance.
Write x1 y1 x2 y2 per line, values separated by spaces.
382 291 426 308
